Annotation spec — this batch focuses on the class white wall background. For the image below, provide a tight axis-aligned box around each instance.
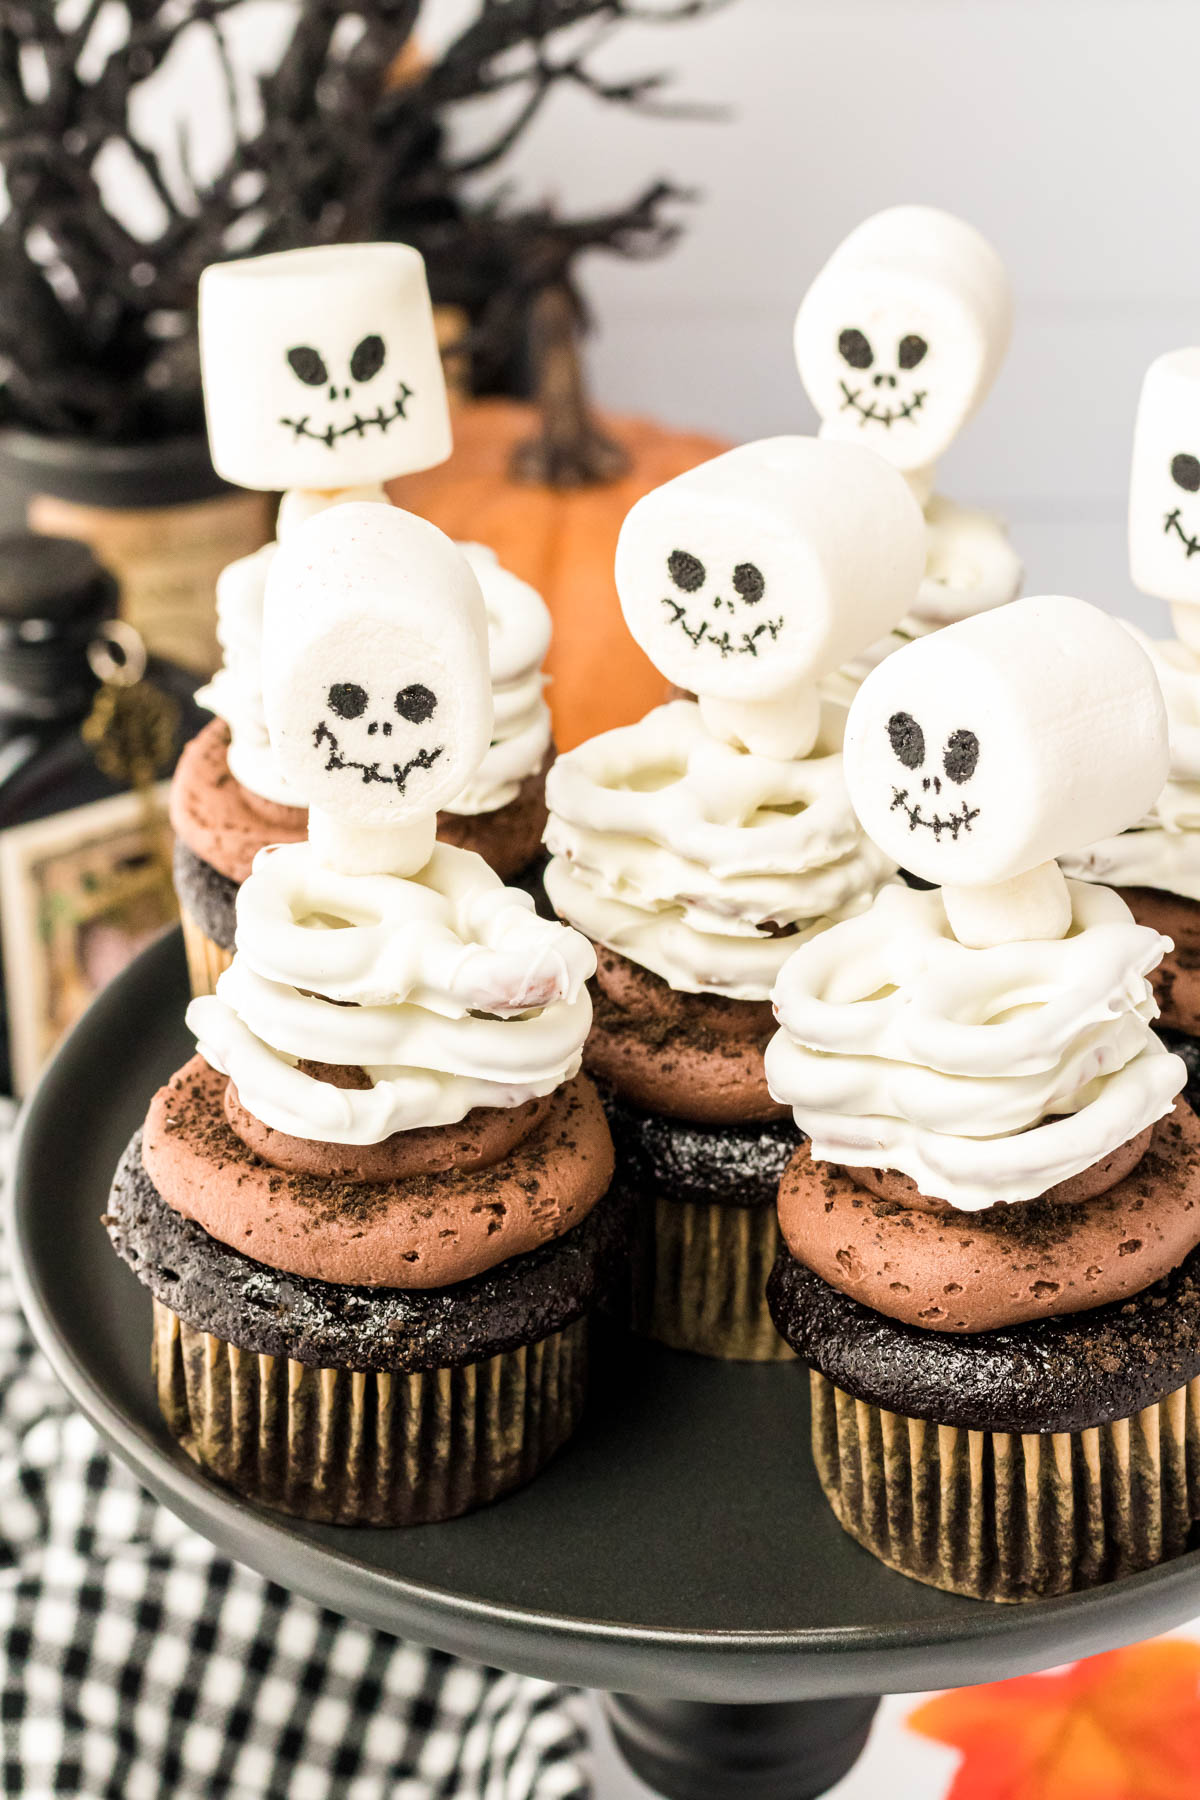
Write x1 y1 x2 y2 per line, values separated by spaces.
114 0 1200 632
421 0 1200 638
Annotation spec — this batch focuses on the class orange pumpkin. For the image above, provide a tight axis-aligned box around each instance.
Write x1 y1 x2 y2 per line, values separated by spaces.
390 337 726 750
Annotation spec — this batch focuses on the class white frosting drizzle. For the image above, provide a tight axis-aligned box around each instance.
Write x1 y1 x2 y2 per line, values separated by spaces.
187 840 595 1143
444 544 552 815
826 494 1022 700
1061 629 1200 902
195 540 298 806
916 494 1023 625
198 509 552 815
542 699 895 1001
765 879 1185 1210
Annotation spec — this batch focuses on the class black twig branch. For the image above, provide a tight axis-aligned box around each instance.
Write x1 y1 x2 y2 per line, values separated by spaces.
0 0 728 441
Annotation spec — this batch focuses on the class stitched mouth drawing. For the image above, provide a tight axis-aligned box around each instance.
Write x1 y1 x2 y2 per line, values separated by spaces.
1164 509 1200 558
314 720 443 790
661 597 785 658
839 381 927 428
281 383 415 448
890 787 979 840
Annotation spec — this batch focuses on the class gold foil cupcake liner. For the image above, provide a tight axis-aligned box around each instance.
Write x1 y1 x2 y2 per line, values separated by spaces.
810 1370 1200 1603
179 911 233 999
153 1301 589 1525
632 1195 795 1363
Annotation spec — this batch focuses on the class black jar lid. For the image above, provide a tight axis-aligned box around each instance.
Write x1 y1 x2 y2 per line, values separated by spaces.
0 534 121 721
0 533 117 636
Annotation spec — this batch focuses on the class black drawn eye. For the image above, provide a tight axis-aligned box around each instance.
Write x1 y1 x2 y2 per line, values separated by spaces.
943 728 980 784
350 334 386 383
287 345 328 387
395 683 437 724
887 711 925 770
667 549 706 593
732 562 765 604
898 335 928 371
838 328 873 370
328 682 367 719
1171 453 1200 493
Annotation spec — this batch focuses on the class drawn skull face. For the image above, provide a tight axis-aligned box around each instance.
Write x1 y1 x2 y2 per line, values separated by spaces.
1129 348 1200 607
883 704 982 844
280 331 410 452
200 243 452 491
831 321 930 429
314 665 446 797
263 503 491 827
615 437 926 702
793 207 1012 473
659 544 777 656
844 595 1170 888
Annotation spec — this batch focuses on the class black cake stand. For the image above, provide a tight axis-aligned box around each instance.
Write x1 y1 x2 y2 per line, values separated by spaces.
11 931 1200 1800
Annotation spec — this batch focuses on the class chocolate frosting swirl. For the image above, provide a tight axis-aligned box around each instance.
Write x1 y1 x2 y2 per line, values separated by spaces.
143 1056 613 1289
585 945 788 1125
777 1105 1200 1332
1118 885 1200 1037
169 719 306 888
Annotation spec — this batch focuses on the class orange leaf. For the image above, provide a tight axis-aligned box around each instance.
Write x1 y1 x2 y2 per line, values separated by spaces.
907 1639 1200 1800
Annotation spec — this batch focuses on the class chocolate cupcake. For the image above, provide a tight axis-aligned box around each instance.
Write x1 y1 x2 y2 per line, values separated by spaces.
585 943 798 1360
767 595 1200 1601
1060 350 1200 1050
111 502 617 1525
544 436 927 1359
109 1060 618 1525
174 244 553 997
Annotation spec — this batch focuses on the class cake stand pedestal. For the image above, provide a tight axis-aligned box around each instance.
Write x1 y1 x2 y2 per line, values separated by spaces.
11 932 1200 1800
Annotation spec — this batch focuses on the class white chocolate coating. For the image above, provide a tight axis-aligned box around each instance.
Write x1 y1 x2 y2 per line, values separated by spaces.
195 539 296 805
542 700 894 1000
1129 348 1200 608
613 436 925 704
794 206 1012 474
916 494 1023 625
843 596 1170 889
765 880 1184 1209
1061 629 1200 902
199 243 452 491
262 503 493 829
188 841 595 1143
445 544 553 816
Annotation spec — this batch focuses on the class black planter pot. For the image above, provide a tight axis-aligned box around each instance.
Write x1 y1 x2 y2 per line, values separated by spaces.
0 427 229 512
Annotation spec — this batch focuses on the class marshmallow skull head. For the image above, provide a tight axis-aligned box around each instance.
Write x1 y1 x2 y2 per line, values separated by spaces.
614 436 926 701
262 503 492 828
793 206 1012 474
1129 348 1200 608
199 243 452 491
844 594 1170 887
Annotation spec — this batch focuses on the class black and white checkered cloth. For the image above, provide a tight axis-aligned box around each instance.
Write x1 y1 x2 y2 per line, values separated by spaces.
0 1128 590 1798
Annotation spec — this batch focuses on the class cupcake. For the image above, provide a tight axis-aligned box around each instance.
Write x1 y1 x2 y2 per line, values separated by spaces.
1061 350 1200 1088
108 504 618 1525
765 594 1200 1602
543 435 926 1359
795 206 1022 701
172 244 553 997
